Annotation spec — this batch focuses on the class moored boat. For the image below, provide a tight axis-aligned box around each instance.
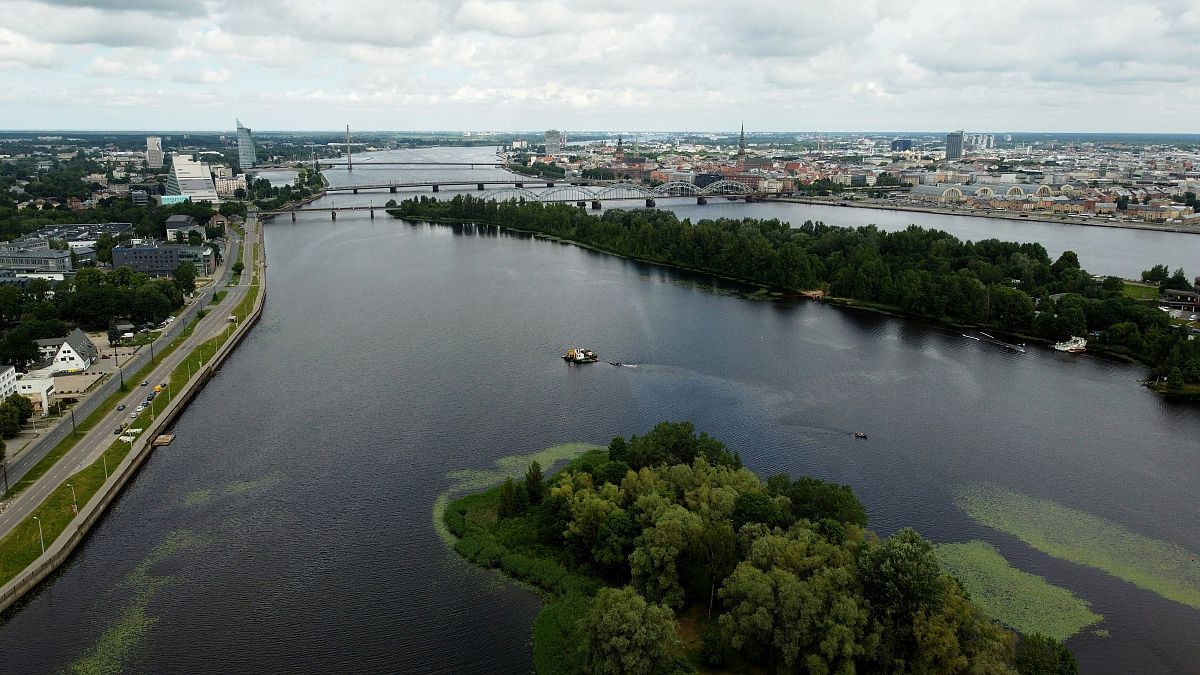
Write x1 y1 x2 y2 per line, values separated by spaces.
1053 336 1087 353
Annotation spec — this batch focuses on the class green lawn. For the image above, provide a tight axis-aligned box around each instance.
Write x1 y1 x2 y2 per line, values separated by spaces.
1122 282 1160 301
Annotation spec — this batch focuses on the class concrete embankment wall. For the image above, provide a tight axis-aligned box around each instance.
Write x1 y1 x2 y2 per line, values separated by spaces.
0 234 267 615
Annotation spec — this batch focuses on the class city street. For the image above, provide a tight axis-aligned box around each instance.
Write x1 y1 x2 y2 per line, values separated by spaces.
0 224 259 540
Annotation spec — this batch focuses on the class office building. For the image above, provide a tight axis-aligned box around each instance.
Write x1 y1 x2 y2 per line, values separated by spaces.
236 118 257 169
891 138 913 152
146 136 163 169
544 129 564 154
945 131 964 160
112 242 213 277
165 153 220 205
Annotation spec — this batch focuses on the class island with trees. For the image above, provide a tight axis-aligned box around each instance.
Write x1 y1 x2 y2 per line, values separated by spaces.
444 422 1076 674
387 195 1200 396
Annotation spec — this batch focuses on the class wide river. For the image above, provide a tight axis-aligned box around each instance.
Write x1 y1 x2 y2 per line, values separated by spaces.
1 147 1198 673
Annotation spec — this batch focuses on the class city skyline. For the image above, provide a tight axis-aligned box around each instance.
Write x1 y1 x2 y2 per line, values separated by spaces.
0 1 1198 132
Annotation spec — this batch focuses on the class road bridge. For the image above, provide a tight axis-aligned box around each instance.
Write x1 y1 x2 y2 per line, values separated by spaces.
257 180 775 221
320 161 505 167
324 179 571 194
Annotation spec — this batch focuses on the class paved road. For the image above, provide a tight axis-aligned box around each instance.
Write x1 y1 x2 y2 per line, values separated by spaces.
0 224 259 540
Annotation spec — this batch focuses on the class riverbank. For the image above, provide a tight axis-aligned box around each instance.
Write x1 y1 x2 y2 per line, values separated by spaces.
393 209 1175 386
772 196 1200 236
0 224 267 614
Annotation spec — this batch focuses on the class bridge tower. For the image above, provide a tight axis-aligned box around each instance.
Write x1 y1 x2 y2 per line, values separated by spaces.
346 125 353 171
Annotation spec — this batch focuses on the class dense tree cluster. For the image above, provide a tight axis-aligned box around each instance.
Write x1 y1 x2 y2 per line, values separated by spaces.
0 266 186 367
244 166 324 210
454 422 1070 674
0 392 34 438
0 197 218 242
389 196 1200 386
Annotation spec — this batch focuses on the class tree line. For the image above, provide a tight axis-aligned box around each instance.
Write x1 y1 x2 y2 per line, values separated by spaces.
388 195 1200 388
447 422 1076 674
0 265 189 368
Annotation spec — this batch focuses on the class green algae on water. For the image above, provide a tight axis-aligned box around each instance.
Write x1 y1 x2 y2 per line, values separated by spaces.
182 488 214 506
934 540 1102 641
432 442 600 546
70 529 210 674
957 485 1200 611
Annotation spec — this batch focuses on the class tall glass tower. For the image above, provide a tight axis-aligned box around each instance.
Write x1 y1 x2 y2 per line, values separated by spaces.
236 118 257 169
145 136 163 168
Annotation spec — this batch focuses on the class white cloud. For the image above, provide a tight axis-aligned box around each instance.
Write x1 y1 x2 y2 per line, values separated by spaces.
0 0 1198 131
0 27 61 69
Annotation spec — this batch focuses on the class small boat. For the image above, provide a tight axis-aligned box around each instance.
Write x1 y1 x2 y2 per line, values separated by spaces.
610 362 622 366
563 347 599 364
853 432 868 439
1053 336 1087 353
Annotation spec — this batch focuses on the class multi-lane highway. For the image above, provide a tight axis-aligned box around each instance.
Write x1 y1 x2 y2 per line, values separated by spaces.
0 224 259 540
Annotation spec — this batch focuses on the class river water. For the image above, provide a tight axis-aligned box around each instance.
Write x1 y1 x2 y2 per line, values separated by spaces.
1 147 1198 673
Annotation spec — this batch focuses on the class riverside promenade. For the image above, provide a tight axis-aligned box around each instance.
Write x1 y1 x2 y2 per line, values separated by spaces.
0 219 267 614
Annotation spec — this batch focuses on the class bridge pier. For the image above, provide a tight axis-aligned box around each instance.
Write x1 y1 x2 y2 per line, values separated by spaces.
390 186 396 193
645 198 656 208
591 200 602 210
291 211 296 222
696 196 707 205
546 182 555 187
353 188 358 194
514 182 523 188
576 201 587 209
370 208 375 219
432 184 440 192
331 210 337 220
477 183 485 191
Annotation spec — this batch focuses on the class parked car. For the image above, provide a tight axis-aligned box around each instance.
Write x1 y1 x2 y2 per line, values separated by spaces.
114 427 123 435
117 404 126 411
130 412 138 418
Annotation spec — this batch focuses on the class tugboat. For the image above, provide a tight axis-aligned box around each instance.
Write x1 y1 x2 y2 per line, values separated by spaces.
563 347 599 364
1053 336 1087 353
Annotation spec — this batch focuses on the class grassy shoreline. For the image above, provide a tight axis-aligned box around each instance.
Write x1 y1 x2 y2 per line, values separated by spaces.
0 237 262 589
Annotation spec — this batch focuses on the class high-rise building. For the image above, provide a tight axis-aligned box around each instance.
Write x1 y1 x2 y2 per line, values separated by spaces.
165 153 220 205
146 136 163 169
945 131 964 160
236 118 257 169
544 129 564 155
891 138 913 152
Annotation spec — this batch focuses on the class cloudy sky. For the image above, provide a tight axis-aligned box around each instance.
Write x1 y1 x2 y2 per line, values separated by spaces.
1 0 1198 133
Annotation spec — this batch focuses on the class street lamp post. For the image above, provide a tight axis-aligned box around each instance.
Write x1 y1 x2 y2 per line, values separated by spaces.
33 516 44 555
70 408 77 437
67 482 77 514
115 349 124 388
